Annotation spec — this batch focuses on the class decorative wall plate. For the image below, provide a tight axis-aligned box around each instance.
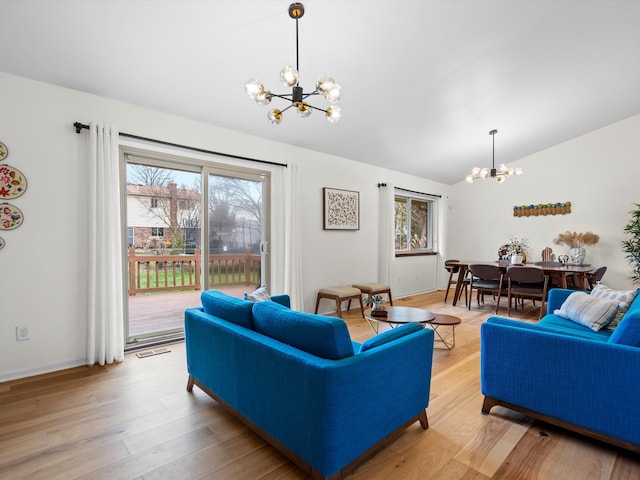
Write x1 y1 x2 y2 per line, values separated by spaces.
0 237 4 249
0 142 7 161
0 165 27 199
0 203 23 230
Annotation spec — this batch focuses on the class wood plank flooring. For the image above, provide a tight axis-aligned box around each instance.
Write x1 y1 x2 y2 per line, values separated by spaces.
1 291 639 479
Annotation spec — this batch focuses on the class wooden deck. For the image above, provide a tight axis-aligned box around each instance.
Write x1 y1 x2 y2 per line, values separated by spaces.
127 286 257 338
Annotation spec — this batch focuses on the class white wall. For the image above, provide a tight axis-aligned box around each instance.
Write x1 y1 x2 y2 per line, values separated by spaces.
0 72 446 381
447 113 640 291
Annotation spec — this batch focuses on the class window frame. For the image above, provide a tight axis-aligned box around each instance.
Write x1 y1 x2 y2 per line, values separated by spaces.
394 190 437 257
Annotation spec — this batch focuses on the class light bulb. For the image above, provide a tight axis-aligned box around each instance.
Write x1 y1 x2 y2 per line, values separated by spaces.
267 109 282 124
496 175 505 183
244 78 264 99
471 167 481 175
280 66 298 87
316 75 335 93
466 175 474 184
255 91 271 105
296 102 312 118
326 105 342 124
323 83 341 104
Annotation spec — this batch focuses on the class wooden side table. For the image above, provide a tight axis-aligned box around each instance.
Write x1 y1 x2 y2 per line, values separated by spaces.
426 314 461 350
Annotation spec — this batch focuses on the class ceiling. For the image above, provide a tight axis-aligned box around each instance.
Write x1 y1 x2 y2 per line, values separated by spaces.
2 1 640 185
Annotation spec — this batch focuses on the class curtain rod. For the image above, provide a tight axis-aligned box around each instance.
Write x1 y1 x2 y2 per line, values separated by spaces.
377 183 441 198
73 122 287 168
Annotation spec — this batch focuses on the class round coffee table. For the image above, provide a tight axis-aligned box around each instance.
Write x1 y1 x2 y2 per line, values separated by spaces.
364 306 434 334
426 314 462 350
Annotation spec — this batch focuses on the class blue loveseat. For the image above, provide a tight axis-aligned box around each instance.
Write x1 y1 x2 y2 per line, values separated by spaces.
480 288 640 453
185 290 434 479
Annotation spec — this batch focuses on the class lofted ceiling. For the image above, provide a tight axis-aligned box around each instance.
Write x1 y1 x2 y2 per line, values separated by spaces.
2 0 640 185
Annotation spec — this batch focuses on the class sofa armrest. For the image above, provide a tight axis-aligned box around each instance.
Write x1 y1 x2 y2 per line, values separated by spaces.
546 288 575 313
481 320 640 447
270 294 290 308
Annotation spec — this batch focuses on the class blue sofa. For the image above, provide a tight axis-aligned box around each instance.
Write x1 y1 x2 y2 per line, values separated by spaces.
481 288 640 453
185 290 434 479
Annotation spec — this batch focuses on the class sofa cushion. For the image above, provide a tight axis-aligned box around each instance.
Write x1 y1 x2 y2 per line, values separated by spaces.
538 314 612 342
554 291 618 331
244 285 271 302
252 301 354 360
590 284 640 331
359 323 424 353
609 293 640 347
201 290 254 329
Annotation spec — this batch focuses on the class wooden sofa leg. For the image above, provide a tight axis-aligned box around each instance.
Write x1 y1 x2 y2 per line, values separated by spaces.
186 374 195 392
481 396 499 414
418 410 429 430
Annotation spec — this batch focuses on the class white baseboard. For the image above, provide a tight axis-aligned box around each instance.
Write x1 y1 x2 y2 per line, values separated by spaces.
0 358 87 383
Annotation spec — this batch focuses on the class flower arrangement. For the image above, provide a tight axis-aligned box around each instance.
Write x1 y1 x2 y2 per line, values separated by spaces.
506 235 530 257
363 294 384 308
553 231 600 248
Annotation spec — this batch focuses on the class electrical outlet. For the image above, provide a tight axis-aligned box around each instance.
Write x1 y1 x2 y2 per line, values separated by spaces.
16 325 30 342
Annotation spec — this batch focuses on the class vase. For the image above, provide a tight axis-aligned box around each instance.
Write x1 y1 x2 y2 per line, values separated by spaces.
511 254 522 265
569 247 586 265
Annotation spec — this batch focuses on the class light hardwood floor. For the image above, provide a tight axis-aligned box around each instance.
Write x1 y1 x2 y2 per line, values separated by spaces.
1 291 639 479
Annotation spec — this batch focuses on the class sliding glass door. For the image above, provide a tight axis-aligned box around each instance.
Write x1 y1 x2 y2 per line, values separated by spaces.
204 168 268 298
123 151 269 347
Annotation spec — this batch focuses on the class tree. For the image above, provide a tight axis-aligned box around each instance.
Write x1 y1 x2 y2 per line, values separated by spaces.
128 164 175 187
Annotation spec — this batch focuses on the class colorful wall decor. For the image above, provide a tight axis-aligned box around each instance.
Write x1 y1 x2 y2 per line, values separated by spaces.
0 164 27 199
514 202 571 217
0 140 28 249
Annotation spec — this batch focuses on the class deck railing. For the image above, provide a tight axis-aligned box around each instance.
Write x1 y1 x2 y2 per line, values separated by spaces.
127 247 261 295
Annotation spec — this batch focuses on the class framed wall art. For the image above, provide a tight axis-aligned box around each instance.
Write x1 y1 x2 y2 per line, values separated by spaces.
323 187 359 230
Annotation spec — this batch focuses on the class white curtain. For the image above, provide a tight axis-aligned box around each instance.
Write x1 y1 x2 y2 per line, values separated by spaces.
283 163 304 310
87 123 124 366
379 183 395 285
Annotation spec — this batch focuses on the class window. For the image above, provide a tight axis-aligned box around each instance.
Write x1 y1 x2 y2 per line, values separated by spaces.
151 227 165 237
150 198 159 208
394 191 436 254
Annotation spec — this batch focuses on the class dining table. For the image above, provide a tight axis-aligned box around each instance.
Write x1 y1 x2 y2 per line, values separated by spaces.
449 260 594 307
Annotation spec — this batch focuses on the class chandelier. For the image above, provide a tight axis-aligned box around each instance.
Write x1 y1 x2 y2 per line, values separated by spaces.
466 129 522 184
244 3 342 125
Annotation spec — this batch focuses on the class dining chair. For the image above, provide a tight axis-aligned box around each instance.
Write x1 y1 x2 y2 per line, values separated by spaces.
506 265 549 319
468 264 504 313
586 266 607 290
444 259 468 305
541 247 554 262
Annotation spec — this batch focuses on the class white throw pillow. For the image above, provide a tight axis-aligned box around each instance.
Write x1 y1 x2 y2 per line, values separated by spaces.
590 284 639 330
554 291 619 331
244 285 271 302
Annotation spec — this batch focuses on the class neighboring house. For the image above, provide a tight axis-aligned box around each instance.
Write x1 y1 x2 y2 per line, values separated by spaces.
127 182 200 250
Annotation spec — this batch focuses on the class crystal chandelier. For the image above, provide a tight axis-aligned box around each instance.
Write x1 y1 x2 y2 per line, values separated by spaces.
244 3 342 125
466 129 522 184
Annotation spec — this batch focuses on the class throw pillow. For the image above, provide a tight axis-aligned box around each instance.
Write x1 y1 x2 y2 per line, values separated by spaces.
590 284 640 331
244 285 271 302
554 291 619 332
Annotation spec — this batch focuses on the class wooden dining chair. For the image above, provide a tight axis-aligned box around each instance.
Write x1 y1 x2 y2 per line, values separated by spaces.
506 265 549 319
586 266 607 290
444 259 468 305
468 264 504 313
